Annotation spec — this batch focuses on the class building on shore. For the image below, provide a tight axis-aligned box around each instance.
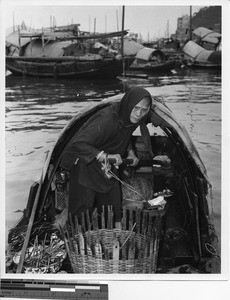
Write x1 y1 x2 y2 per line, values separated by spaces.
173 14 190 45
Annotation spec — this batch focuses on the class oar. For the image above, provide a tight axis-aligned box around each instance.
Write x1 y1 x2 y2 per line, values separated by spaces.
108 158 171 168
16 171 44 273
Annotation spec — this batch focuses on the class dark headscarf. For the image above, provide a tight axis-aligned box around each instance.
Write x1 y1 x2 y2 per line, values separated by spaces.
112 87 154 157
117 87 152 126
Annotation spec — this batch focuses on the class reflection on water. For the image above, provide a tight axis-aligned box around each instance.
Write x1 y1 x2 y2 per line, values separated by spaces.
5 68 221 245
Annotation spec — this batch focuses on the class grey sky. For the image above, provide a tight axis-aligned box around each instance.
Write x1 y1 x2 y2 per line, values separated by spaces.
2 0 208 40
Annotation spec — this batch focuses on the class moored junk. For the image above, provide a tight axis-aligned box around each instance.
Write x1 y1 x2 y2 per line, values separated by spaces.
182 41 221 68
193 27 221 48
5 27 133 78
182 27 221 68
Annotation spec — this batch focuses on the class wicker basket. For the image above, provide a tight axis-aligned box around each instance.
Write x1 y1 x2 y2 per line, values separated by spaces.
67 228 158 274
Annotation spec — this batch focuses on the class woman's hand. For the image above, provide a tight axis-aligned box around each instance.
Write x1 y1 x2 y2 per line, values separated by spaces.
97 151 122 166
107 154 122 166
127 149 139 167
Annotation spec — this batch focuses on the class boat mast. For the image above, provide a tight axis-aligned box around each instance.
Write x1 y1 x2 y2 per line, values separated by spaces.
18 26 21 56
166 19 169 39
121 5 125 76
105 14 107 33
42 28 45 55
13 12 15 32
189 6 192 40
89 15 91 32
30 36 32 56
94 18 96 44
94 18 96 34
116 9 119 31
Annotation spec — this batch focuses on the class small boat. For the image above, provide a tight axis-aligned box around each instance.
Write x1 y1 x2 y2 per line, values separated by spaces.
6 94 220 274
192 27 221 48
182 40 221 69
128 47 176 72
5 28 132 78
182 27 221 69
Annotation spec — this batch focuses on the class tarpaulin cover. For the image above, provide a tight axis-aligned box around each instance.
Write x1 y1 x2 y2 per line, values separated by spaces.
136 48 163 61
193 27 221 44
6 30 32 47
183 40 219 63
23 39 73 57
123 39 144 56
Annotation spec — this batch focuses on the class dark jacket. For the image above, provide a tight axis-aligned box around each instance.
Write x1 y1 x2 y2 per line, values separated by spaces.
60 87 153 193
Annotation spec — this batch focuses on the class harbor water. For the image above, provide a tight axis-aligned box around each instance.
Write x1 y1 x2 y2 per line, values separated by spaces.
5 68 222 249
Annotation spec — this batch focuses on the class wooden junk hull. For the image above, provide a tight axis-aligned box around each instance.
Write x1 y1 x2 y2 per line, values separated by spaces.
5 56 127 78
7 94 220 274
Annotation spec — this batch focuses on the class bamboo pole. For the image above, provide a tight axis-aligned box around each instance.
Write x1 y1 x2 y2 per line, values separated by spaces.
15 149 51 273
16 173 44 273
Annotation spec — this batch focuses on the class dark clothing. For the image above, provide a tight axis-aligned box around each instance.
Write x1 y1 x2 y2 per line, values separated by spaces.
60 105 136 192
60 87 153 221
69 164 122 221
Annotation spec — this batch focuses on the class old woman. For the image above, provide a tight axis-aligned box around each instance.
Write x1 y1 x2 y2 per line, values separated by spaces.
60 87 153 228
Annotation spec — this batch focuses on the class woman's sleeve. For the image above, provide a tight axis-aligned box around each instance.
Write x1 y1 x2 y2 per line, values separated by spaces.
60 111 115 170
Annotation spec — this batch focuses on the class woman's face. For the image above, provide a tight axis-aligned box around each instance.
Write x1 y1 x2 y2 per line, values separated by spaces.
130 97 150 124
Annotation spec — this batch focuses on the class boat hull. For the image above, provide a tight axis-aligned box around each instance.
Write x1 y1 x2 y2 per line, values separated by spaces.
7 94 220 274
5 56 129 78
129 60 176 71
182 59 221 69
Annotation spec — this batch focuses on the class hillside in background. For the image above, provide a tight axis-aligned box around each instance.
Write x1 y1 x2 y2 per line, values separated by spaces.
192 6 221 32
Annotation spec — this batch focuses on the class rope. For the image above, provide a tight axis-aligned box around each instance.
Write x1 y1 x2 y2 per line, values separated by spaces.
204 242 218 256
108 169 146 201
204 242 220 263
102 158 147 201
